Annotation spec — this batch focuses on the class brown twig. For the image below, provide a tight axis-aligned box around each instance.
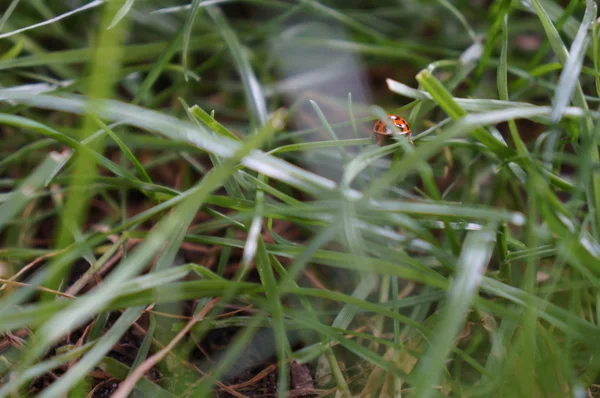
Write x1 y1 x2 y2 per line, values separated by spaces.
0 278 74 299
0 249 66 291
227 364 278 390
112 298 224 398
128 308 249 397
65 245 125 296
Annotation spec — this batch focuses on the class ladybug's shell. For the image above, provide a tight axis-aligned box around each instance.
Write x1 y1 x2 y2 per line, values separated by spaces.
372 115 411 146
372 115 411 137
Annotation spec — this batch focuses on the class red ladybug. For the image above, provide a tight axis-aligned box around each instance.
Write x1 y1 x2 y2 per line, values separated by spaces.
372 115 411 146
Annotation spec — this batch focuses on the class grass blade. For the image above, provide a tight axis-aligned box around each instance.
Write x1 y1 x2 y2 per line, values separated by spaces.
207 5 268 127
0 152 66 232
413 226 497 397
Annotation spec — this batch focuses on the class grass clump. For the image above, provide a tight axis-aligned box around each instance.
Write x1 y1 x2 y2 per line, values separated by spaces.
1 1 600 397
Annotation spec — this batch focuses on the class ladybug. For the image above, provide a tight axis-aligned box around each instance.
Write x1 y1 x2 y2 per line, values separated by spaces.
372 114 411 146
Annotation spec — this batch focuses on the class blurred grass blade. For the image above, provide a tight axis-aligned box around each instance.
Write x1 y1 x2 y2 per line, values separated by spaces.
0 39 23 61
594 19 600 97
107 0 135 30
386 77 600 119
37 307 144 398
129 313 156 375
133 24 184 104
207 5 268 126
0 114 137 181
473 0 511 82
182 0 203 81
255 239 290 398
0 152 66 232
0 344 93 395
550 0 595 122
0 0 104 39
332 274 377 330
300 0 385 42
0 0 20 31
415 70 514 159
309 99 348 162
0 138 54 171
413 226 497 398
46 0 130 306
269 138 369 155
183 99 247 199
99 357 176 397
438 0 478 42
497 14 529 156
529 0 570 66
189 104 241 141
238 187 264 279
342 144 398 187
92 116 152 183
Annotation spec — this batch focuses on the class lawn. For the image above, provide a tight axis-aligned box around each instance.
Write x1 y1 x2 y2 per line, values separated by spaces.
1 0 600 397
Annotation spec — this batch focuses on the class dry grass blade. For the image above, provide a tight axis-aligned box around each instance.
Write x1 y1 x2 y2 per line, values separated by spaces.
112 298 223 398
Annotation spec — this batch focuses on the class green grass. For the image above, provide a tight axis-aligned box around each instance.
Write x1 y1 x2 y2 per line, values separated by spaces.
1 0 600 397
